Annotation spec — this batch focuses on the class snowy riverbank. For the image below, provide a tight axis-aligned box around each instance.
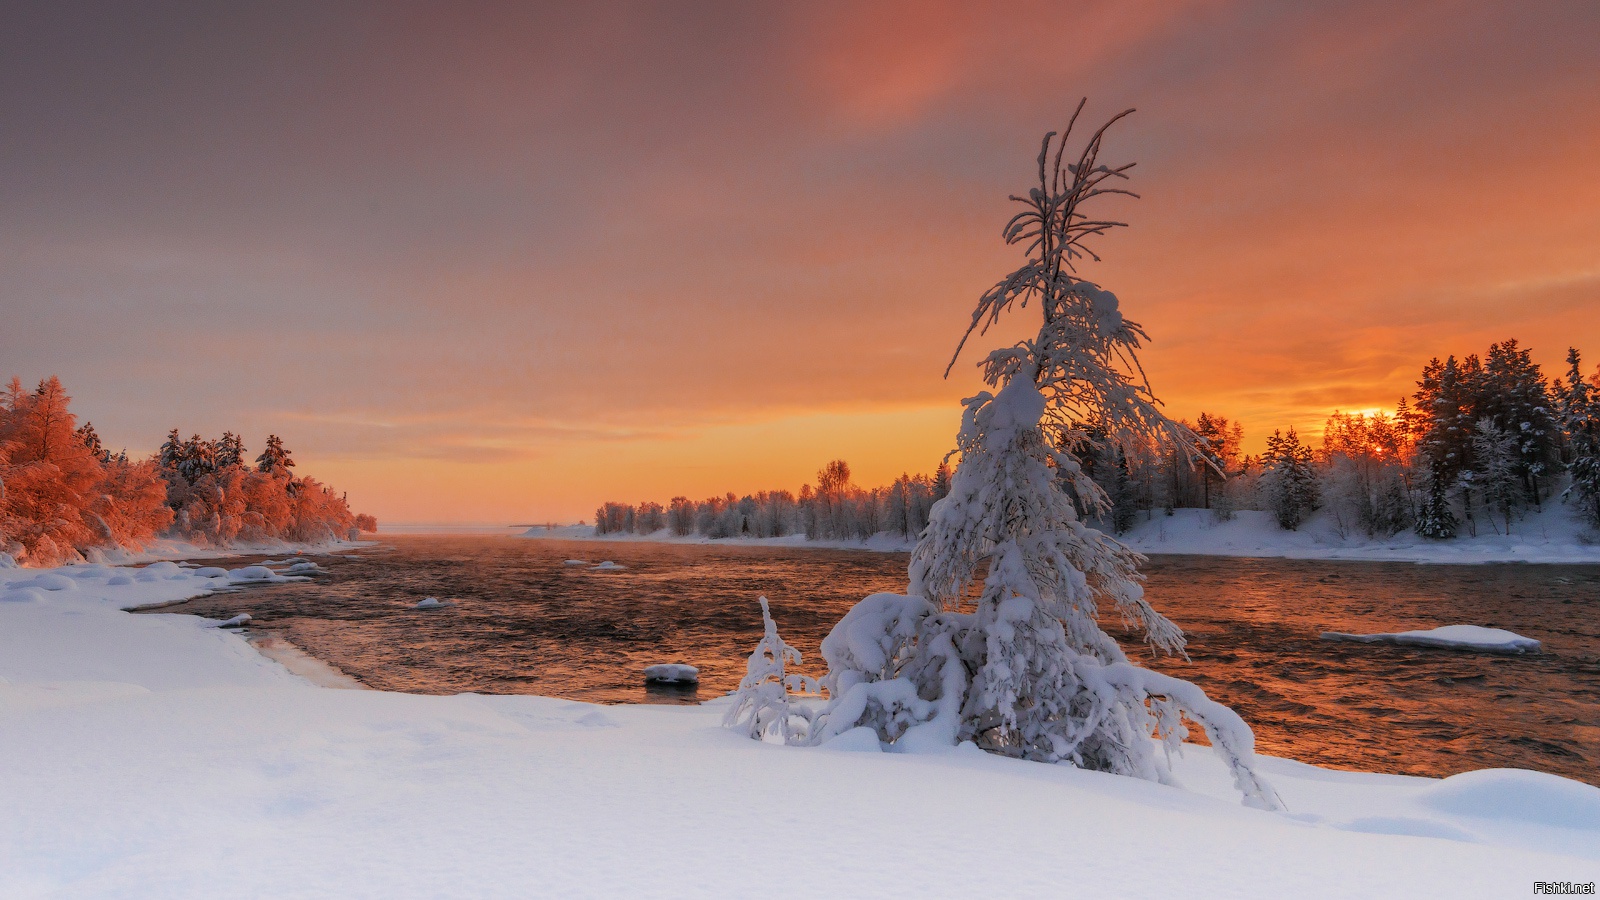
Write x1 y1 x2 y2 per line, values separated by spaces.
1119 506 1600 564
2 560 1598 896
523 503 1600 565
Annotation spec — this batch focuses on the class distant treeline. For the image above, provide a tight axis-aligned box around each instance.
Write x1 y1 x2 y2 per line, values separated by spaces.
0 376 376 567
595 460 952 540
594 337 1600 543
1089 338 1600 539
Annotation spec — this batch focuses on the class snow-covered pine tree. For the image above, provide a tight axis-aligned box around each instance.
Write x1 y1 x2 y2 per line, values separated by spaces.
256 434 295 482
1262 428 1317 530
1480 339 1557 507
1470 418 1520 534
177 434 216 485
75 421 111 465
1111 447 1139 534
1559 347 1600 529
158 428 184 471
793 104 1279 809
215 431 247 469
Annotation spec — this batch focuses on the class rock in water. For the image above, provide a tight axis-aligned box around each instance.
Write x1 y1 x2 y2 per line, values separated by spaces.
643 664 699 684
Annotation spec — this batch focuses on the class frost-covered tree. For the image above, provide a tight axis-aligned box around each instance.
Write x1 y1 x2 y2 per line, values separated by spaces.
75 421 111 465
256 434 295 476
723 596 819 744
1558 348 1600 528
745 105 1278 809
1261 429 1317 530
1479 339 1557 506
1471 418 1520 534
215 431 247 470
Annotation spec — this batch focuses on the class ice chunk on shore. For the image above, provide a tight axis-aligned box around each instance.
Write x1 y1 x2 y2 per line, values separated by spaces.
1321 625 1540 654
591 561 626 571
643 664 698 684
214 614 252 628
413 597 453 609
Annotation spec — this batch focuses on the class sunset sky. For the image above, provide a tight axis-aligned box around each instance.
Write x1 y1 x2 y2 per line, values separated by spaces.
4 1 1597 523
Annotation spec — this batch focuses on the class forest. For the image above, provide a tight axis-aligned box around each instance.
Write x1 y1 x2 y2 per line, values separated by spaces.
595 338 1600 543
0 376 376 567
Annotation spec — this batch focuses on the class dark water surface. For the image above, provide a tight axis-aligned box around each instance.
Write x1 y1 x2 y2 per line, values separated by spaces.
147 534 1600 784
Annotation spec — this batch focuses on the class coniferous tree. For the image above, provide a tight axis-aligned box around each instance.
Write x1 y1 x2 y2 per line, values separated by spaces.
1262 428 1317 530
1559 347 1600 528
215 431 247 469
1479 339 1557 506
787 106 1277 808
1110 447 1139 534
1192 412 1229 510
1471 418 1521 533
75 422 111 465
256 434 295 475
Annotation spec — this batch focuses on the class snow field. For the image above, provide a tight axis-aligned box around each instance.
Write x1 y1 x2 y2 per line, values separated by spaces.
1 560 1597 897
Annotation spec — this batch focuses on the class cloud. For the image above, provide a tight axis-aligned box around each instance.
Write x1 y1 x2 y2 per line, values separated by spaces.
4 1 1598 517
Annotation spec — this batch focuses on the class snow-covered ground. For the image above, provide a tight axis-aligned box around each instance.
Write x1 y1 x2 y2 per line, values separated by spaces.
523 503 1600 564
3 560 1598 896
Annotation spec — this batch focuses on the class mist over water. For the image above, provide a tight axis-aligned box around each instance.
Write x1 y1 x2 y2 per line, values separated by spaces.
148 535 1600 785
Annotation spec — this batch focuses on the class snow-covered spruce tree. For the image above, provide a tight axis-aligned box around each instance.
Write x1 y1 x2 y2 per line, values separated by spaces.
1558 347 1600 529
766 105 1277 809
1470 418 1520 534
1261 428 1317 531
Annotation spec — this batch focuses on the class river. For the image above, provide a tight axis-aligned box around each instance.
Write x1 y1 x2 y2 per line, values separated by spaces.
143 533 1600 785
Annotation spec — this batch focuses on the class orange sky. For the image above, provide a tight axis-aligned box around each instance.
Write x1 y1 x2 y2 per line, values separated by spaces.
3 1 1597 522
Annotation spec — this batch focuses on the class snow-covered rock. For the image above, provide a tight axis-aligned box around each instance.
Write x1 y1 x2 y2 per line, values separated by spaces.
214 614 253 628
192 567 230 578
228 565 280 583
413 597 453 609
643 664 699 684
136 561 183 582
1321 625 1541 654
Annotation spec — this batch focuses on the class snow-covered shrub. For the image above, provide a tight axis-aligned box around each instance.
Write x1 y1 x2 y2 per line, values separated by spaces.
722 596 820 745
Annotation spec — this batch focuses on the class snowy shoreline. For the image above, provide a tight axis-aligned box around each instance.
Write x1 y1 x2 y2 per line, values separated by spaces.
519 504 1600 565
3 552 1598 895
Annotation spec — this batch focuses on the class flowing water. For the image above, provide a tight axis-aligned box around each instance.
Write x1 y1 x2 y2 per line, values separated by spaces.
144 534 1600 785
